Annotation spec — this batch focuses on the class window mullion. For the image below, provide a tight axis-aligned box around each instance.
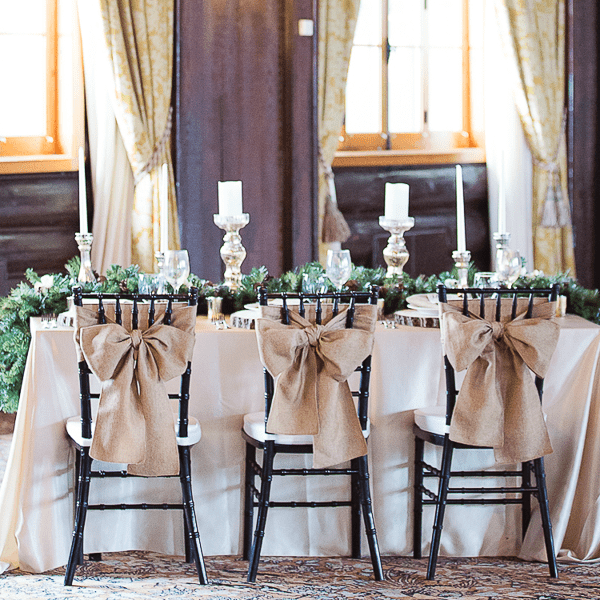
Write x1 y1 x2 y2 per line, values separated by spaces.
462 0 471 141
47 0 58 152
422 0 429 142
382 0 390 149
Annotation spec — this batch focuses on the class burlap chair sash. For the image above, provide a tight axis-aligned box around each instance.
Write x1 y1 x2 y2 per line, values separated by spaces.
74 304 197 476
256 304 377 468
440 299 559 464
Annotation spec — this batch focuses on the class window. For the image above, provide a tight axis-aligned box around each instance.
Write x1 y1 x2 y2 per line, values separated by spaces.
0 0 83 173
337 0 484 165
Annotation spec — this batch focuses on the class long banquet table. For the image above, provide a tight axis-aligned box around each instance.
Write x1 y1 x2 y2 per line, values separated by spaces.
1 313 600 573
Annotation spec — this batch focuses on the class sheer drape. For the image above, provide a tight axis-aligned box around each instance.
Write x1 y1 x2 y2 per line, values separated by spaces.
495 0 575 275
78 0 133 274
317 0 359 262
99 0 179 272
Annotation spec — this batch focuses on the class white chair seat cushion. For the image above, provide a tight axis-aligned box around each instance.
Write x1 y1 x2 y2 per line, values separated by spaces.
243 411 370 445
413 405 448 436
66 414 202 448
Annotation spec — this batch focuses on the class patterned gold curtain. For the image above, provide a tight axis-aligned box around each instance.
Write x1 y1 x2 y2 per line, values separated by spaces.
317 0 360 263
495 0 575 276
99 0 179 272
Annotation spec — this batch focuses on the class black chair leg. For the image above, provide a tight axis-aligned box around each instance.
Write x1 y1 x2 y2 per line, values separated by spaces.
533 457 558 578
357 454 383 581
413 436 424 559
183 515 192 563
65 447 92 586
350 457 361 559
521 460 532 540
427 436 454 581
247 441 275 583
243 442 256 560
178 446 208 585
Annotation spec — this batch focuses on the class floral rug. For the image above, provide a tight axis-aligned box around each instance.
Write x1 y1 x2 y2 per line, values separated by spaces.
0 552 597 600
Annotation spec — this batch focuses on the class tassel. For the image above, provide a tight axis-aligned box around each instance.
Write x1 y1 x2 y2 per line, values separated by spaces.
540 171 569 229
322 196 351 243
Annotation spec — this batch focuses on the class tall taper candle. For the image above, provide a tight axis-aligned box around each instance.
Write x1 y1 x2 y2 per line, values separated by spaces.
498 153 506 234
78 147 88 234
455 165 466 252
160 163 169 252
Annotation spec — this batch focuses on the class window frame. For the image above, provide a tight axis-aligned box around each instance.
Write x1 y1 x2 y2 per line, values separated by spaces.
335 0 484 167
0 0 84 174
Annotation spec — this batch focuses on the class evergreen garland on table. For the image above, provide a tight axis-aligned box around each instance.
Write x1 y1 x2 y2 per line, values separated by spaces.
0 257 598 413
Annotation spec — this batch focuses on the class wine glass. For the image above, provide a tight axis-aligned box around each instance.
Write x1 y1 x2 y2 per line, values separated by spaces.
496 249 522 288
326 249 352 291
163 250 190 293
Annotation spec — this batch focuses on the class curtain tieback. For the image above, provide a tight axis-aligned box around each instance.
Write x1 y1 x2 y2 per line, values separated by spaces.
533 110 569 229
134 106 173 186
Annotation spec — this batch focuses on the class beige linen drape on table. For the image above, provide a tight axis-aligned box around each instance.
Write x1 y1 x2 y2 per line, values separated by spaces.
495 0 575 276
99 0 180 272
317 0 359 261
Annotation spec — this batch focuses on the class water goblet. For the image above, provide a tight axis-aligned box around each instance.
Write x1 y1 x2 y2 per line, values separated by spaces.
497 249 522 288
326 249 352 291
163 250 190 293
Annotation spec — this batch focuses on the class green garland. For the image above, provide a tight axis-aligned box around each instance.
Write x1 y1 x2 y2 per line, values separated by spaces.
0 257 598 413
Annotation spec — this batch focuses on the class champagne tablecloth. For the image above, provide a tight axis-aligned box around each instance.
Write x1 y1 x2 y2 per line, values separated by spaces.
1 315 600 573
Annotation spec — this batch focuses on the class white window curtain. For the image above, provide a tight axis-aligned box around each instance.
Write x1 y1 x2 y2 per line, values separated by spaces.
484 0 533 272
77 0 134 274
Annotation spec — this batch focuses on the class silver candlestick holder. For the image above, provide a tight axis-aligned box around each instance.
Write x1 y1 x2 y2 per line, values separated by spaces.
452 249 471 288
493 231 511 275
378 216 415 278
213 213 250 291
75 232 96 283
154 251 167 293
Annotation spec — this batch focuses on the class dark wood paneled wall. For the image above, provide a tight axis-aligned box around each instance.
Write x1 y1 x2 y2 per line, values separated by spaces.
175 0 317 282
0 173 79 296
334 164 490 277
569 0 599 290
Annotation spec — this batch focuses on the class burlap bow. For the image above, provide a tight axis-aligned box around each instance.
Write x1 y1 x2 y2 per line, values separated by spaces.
256 304 377 468
74 304 197 476
440 298 560 464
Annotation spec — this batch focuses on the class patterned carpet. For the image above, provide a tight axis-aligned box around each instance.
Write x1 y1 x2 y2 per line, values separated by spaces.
0 552 598 600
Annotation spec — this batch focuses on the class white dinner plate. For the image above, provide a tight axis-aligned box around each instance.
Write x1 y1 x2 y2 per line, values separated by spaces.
407 304 439 317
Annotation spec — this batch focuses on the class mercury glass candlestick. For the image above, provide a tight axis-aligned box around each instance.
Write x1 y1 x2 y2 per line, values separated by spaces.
75 232 96 283
213 213 250 291
452 249 471 288
378 216 415 278
154 251 167 293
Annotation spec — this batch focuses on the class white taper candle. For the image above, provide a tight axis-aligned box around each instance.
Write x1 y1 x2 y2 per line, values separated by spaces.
160 163 169 253
78 147 88 234
456 165 466 252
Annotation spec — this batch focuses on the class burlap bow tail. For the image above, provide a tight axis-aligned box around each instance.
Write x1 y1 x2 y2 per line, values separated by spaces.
75 304 196 476
441 300 559 464
256 305 377 468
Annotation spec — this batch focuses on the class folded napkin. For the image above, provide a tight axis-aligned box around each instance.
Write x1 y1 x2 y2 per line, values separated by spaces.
74 303 196 476
256 303 377 468
441 298 559 464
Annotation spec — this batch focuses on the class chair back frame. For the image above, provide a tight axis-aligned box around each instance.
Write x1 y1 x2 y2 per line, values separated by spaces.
257 287 379 433
72 286 199 440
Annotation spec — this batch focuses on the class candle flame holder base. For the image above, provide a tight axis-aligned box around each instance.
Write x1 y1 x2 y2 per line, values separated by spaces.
213 213 250 291
452 250 471 288
379 216 415 278
75 233 96 284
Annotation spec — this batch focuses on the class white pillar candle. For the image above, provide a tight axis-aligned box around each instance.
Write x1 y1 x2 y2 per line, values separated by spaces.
78 147 88 234
455 165 466 252
497 153 506 234
160 163 169 252
218 181 243 216
384 182 409 220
